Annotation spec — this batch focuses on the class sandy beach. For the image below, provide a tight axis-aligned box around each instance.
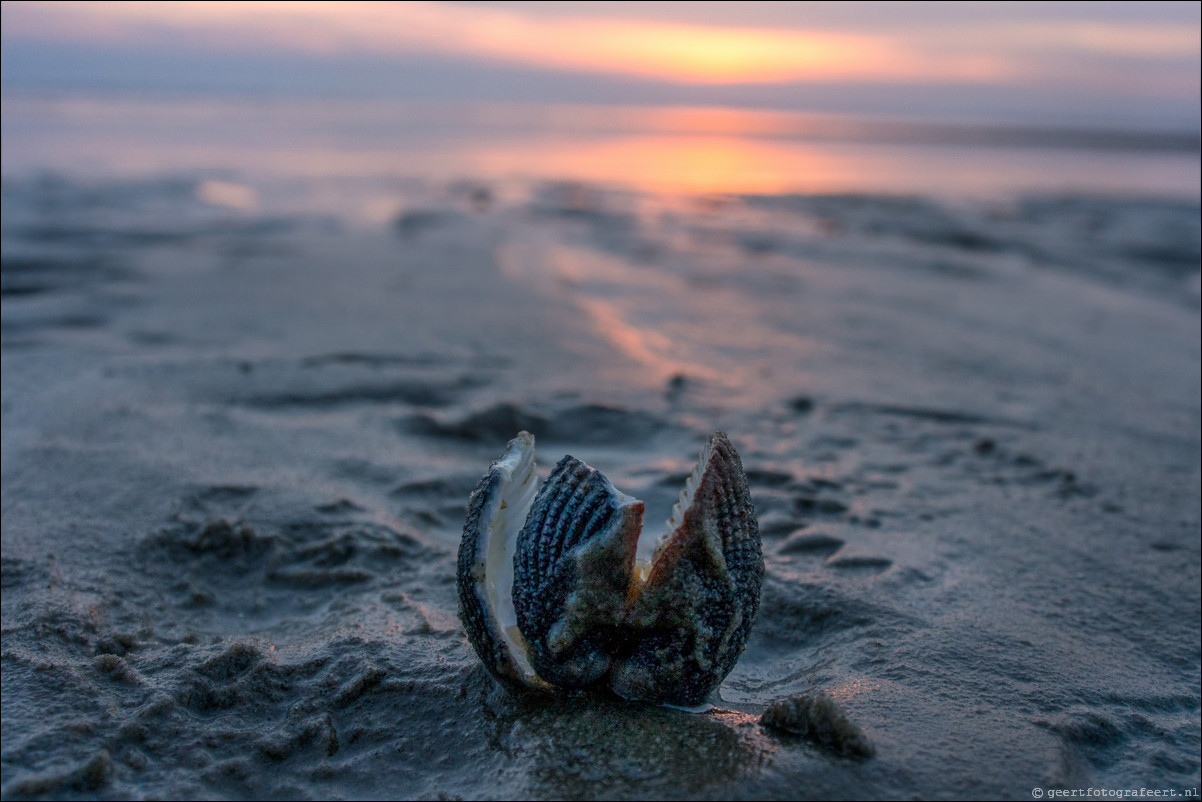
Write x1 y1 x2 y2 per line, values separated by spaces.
2 144 1198 799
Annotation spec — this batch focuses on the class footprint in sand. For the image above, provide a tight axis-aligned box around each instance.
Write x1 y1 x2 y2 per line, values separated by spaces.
777 531 893 575
779 532 845 557
825 554 893 573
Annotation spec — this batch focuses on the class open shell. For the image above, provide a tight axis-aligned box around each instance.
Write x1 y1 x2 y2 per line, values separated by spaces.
456 431 762 704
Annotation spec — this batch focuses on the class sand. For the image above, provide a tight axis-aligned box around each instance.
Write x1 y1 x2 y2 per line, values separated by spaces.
2 174 1199 799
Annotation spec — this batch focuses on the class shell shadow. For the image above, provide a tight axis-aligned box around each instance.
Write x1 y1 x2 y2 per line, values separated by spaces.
477 686 765 800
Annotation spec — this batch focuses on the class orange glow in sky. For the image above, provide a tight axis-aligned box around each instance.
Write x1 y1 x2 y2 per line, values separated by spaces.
2 0 1196 104
537 21 925 84
0 0 1023 85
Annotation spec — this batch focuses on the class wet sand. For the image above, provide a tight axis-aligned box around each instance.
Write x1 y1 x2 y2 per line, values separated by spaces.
2 176 1199 799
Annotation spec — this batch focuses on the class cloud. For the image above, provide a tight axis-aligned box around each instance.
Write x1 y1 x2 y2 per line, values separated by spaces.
9 0 1192 88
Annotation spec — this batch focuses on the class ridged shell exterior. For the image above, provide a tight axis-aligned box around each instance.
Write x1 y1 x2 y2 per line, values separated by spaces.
512 456 644 688
608 432 763 706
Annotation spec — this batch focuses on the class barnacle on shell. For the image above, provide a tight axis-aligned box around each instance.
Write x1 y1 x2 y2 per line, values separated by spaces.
456 430 762 706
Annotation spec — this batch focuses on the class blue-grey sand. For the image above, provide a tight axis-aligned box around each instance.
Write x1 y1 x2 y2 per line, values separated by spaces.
2 168 1199 799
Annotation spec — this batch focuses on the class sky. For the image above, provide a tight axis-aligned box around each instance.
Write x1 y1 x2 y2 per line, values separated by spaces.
1 1 1199 129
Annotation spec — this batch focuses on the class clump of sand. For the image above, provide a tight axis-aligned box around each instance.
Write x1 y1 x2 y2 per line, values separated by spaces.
761 692 875 758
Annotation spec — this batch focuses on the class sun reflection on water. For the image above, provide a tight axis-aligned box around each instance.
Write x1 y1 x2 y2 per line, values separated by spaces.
4 96 1195 202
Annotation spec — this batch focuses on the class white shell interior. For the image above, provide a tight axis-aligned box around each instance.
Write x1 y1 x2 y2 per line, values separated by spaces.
633 435 714 584
482 432 541 684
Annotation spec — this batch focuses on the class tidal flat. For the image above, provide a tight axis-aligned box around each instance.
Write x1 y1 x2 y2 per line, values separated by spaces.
2 171 1199 799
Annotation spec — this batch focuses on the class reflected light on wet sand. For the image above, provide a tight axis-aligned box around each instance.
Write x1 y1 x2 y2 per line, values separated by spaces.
2 97 1197 200
425 130 1200 198
475 135 838 196
574 295 706 382
495 239 824 403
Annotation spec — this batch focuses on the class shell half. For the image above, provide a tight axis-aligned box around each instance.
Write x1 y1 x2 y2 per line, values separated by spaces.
608 432 763 706
513 456 644 688
456 432 547 688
